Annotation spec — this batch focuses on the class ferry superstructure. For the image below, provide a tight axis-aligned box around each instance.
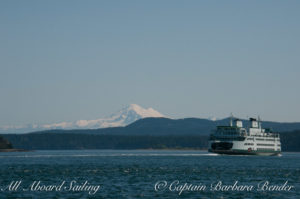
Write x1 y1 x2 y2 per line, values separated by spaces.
208 117 281 156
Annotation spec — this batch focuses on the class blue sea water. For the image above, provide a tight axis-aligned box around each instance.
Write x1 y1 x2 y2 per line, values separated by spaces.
0 150 299 199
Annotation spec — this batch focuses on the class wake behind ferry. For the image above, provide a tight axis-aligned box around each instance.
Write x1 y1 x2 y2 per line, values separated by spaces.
208 117 281 156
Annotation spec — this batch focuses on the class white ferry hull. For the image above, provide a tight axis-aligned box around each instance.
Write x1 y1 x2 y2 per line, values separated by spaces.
208 148 280 156
208 139 281 156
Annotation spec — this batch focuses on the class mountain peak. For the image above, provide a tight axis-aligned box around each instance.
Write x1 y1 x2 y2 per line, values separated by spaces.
128 103 141 109
125 104 164 118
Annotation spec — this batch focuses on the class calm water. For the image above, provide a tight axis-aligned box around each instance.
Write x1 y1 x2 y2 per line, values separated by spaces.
0 150 299 199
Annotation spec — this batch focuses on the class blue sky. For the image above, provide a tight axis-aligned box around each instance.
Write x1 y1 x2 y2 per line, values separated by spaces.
0 0 300 125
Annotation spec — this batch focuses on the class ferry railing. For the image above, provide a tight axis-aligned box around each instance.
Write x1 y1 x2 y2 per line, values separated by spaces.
248 133 279 138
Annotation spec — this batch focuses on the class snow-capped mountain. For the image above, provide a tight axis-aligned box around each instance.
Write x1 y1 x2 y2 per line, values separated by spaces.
0 104 165 134
69 104 164 129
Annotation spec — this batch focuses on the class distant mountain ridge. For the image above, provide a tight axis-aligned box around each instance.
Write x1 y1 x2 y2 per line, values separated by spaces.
0 104 165 134
24 117 300 136
2 104 300 135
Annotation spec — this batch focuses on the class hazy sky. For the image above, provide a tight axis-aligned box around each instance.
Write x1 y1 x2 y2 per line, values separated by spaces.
0 0 300 126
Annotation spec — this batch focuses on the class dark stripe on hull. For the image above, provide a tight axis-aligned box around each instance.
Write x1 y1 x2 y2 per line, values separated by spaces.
208 149 281 156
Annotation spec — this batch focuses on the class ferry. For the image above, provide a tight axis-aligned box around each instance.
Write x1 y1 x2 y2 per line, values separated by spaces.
208 116 281 156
